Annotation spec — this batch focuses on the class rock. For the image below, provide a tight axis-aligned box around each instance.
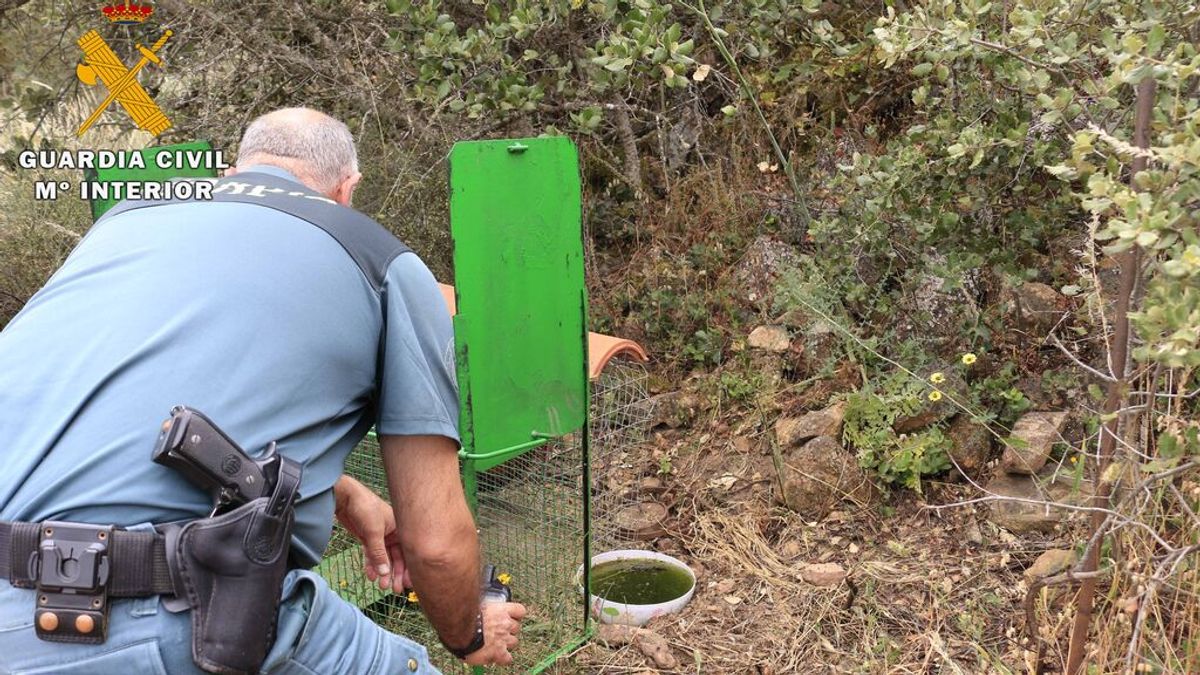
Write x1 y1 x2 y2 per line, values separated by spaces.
748 352 786 392
596 623 638 645
775 402 846 447
985 468 1094 533
612 501 669 540
1046 233 1086 275
1024 549 1078 582
800 562 847 586
649 390 701 429
748 325 791 352
946 415 993 474
732 235 804 308
781 540 802 558
654 537 682 555
896 253 980 346
777 435 874 519
792 319 841 376
1001 412 1070 475
1006 282 1069 335
639 476 665 492
635 629 678 669
596 625 677 669
777 308 813 329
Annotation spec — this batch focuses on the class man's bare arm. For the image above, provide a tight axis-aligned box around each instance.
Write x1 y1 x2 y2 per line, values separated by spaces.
380 434 480 648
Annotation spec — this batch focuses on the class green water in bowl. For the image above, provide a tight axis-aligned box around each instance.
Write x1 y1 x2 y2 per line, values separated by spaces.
589 559 693 605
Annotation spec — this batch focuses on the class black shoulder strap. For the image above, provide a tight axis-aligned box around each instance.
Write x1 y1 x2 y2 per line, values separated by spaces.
98 172 411 291
99 172 412 419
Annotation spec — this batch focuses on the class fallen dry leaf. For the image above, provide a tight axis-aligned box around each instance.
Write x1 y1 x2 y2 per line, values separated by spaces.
709 473 737 490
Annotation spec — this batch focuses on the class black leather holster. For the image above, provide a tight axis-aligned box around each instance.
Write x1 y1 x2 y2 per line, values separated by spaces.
165 457 302 675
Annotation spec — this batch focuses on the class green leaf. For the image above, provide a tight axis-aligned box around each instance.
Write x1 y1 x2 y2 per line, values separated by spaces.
435 78 452 101
1146 24 1166 57
605 57 634 72
1159 431 1181 459
1044 164 1078 180
911 62 934 77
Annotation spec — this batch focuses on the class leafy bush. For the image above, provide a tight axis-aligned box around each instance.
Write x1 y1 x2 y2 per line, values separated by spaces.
842 372 952 491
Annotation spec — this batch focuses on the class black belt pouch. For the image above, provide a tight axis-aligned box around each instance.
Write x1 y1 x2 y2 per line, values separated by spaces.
167 495 295 675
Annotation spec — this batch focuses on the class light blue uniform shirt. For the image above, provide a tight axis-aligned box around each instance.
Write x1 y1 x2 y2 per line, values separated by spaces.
0 165 459 567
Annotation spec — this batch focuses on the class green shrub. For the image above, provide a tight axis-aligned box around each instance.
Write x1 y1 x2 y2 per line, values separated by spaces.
842 372 952 491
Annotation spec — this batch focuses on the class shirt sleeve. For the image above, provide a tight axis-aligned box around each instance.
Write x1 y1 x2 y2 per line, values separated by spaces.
375 252 460 442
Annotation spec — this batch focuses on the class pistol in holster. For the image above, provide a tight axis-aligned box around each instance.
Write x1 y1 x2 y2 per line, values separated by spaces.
153 405 304 675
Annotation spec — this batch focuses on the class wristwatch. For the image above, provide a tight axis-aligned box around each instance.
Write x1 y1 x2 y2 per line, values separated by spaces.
444 611 486 660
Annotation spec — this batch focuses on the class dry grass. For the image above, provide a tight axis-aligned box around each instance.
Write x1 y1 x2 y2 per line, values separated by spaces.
569 416 1200 674
562 390 1194 674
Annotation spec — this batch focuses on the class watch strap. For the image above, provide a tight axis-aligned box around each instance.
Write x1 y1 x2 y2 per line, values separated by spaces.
444 611 486 660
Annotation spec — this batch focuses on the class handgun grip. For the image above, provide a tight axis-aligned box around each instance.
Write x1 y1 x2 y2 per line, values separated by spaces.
152 407 269 506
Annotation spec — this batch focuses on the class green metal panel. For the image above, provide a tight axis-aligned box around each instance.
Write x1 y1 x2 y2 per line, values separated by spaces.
86 140 217 221
449 137 588 471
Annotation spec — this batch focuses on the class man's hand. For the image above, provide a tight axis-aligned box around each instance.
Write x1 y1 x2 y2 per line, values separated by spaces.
463 602 527 666
333 475 410 592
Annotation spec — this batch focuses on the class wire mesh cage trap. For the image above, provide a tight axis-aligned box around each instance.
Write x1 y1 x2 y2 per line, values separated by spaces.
317 430 589 672
319 137 606 672
319 357 652 672
317 136 658 672
588 362 655 553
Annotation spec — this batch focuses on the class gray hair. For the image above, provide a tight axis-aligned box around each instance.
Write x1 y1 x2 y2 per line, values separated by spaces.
236 108 358 192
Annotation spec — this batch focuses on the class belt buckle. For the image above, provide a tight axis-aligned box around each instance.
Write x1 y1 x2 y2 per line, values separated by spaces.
32 521 112 644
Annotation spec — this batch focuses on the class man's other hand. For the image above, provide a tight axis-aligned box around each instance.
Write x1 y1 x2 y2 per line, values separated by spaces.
463 602 527 666
333 475 411 592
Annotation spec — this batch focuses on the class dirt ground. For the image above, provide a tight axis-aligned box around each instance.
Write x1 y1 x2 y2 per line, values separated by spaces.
567 423 1083 674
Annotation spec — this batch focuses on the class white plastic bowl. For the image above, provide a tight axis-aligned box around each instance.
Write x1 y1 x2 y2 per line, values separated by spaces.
576 549 696 626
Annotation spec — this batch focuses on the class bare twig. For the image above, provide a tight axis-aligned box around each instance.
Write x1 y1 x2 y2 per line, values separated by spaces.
1051 333 1115 382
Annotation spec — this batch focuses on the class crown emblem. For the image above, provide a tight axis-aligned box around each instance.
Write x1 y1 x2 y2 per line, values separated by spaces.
102 1 154 24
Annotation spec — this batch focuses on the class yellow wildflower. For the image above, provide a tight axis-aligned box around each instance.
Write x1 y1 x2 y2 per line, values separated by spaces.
497 572 512 586
928 390 943 402
1070 455 1078 464
962 353 977 365
930 372 946 384
406 591 419 603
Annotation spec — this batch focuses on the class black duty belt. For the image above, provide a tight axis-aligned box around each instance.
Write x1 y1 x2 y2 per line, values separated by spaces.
0 520 175 643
